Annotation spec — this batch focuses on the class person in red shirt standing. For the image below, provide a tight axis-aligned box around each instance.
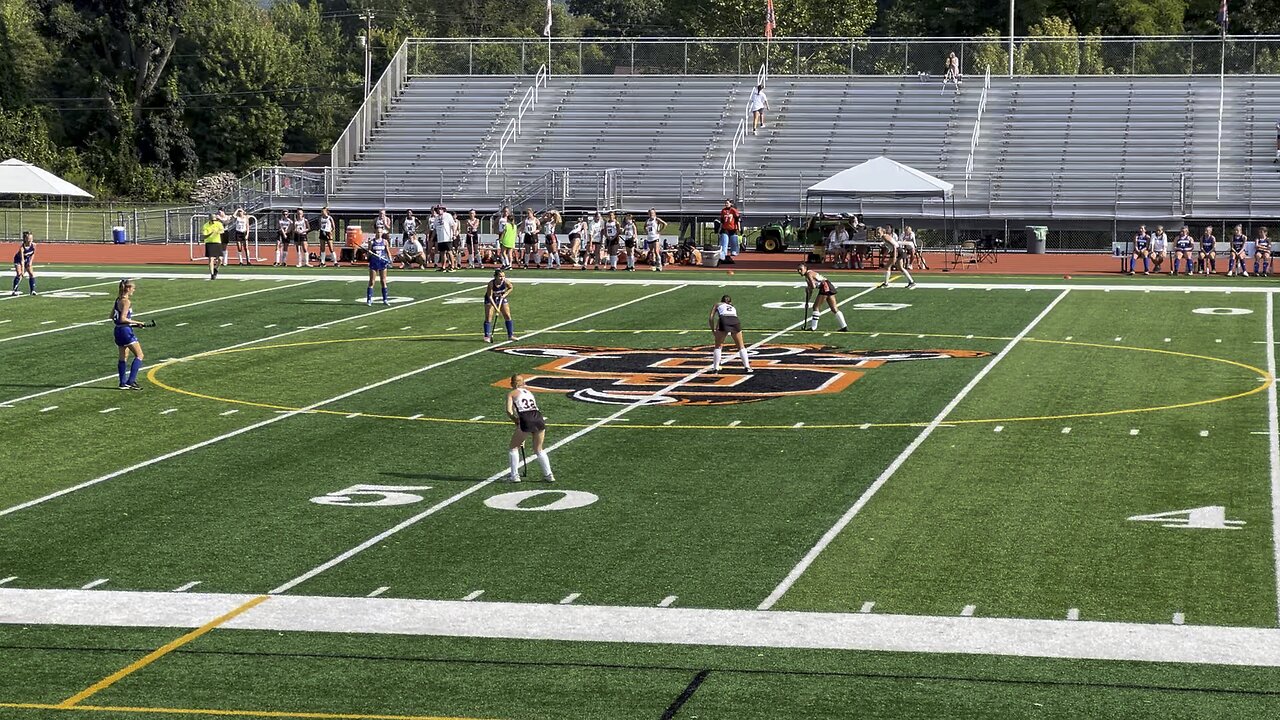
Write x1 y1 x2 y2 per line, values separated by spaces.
719 199 742 264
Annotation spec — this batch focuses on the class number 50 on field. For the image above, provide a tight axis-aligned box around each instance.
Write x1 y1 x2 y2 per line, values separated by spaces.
310 484 599 512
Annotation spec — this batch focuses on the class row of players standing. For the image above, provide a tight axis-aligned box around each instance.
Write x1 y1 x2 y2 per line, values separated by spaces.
494 207 672 272
1127 224 1274 276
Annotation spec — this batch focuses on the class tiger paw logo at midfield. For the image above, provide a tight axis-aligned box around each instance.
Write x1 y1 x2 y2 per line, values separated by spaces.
492 345 990 406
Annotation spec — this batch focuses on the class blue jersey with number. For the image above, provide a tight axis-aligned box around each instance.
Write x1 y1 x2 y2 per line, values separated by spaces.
112 299 137 347
1231 234 1247 251
1201 235 1217 252
1258 236 1272 251
368 237 389 260
488 278 511 304
13 243 33 265
1175 235 1193 251
1134 234 1150 250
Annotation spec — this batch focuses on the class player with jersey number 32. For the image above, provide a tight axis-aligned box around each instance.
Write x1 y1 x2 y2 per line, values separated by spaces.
506 375 555 483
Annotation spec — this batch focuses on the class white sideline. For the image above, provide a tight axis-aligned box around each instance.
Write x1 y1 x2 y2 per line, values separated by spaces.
0 284 683 522
0 279 119 302
1267 292 1280 627
0 282 484 408
758 289 1072 610
2 588 1280 668
0 279 321 344
268 285 879 595
34 269 1278 293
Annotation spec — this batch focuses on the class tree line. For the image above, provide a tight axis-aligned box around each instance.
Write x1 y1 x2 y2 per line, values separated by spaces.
0 0 1250 201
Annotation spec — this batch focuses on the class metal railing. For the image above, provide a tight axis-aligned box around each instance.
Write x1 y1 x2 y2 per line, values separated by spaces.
964 67 991 196
331 38 410 170
484 64 549 189
395 35 1280 78
0 204 209 244
722 62 768 181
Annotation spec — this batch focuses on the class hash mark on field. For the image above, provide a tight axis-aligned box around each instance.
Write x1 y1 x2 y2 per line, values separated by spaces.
408 413 423 420
219 323 234 328
470 415 485 421
1067 608 1080 621
1216 338 1223 343
1173 612 1186 625
728 420 741 427
462 590 485 601
993 425 1003 433
1130 428 1140 436
1062 427 1071 434
917 334 926 338
219 410 239 416
367 586 390 598
587 417 630 422
0 577 16 587
793 422 805 428
859 601 876 614
658 596 678 608
663 419 677 426
870 333 880 338
356 325 369 330
99 407 120 414
175 322 188 327
80 579 109 590
1164 338 1172 342
40 320 56 325
1201 430 1210 437
0 320 9 324
1114 337 1123 342
345 413 361 419
401 326 411 330
859 423 871 430
823 332 831 337
264 324 277 328
560 593 581 605
678 330 689 335
633 330 643 334
161 409 178 415
960 605 977 617
446 326 458 331
1065 336 1073 341
39 406 57 413
171 581 201 593
965 334 973 339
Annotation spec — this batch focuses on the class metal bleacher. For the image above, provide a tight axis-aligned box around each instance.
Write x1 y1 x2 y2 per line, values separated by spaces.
259 36 1280 224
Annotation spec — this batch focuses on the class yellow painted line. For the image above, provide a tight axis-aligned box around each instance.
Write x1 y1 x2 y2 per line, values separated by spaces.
145 331 1273 431
57 596 270 708
0 702 490 720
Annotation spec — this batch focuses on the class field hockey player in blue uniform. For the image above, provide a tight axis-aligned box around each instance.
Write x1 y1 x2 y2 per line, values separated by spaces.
483 269 518 343
1228 224 1249 277
1198 225 1217 275
1173 226 1194 275
1256 227 1272 277
1128 225 1151 275
112 279 147 390
11 231 36 296
365 234 392 306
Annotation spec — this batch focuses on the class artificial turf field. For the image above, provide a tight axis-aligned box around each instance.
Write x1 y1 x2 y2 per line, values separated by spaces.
2 264 1280 719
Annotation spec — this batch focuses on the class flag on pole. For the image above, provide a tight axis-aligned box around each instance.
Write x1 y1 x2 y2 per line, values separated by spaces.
544 0 553 37
1218 0 1229 34
765 0 776 39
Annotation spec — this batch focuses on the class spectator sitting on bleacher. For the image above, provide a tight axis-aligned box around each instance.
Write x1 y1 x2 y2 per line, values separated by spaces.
398 233 428 269
1198 225 1217 275
1150 225 1168 274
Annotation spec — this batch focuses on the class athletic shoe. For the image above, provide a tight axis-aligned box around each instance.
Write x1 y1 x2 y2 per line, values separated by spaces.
366 300 372 307
508 335 519 341
837 326 849 332
9 290 18 296
543 475 556 483
1244 271 1251 277
1142 271 1150 275
126 382 143 391
906 282 917 289
118 384 130 390
712 366 721 374
508 475 521 483
744 367 754 374
382 299 390 306
29 290 37 296
483 336 492 343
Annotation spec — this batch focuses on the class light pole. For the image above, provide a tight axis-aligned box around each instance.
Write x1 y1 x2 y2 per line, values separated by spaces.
360 11 374 98
1008 0 1014 77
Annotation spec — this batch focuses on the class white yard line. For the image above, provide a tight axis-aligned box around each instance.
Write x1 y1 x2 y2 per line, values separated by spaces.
2 588 1279 668
758 289 1072 611
1 285 682 523
0 279 118 302
266 284 692 595
1267 291 1280 627
0 279 319 345
0 283 484 407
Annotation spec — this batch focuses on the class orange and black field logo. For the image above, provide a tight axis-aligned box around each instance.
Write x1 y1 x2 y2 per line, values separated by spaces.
492 344 989 406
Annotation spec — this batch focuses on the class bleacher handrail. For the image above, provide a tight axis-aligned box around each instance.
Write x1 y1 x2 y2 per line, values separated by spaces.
332 39 410 171
721 63 767 182
485 64 549 192
964 67 992 196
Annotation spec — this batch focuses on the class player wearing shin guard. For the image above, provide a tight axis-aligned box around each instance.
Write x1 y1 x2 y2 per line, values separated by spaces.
603 212 621 270
1150 225 1169 274
111 279 147 390
506 375 553 483
622 214 639 271
1256 227 1273 277
483 269 517 343
542 211 562 269
1129 226 1151 275
798 264 848 332
1198 225 1217 275
1173 226 1194 275
364 234 392 306
11 231 36 296
878 226 915 288
710 295 751 373
1228 225 1249 277
646 209 667 271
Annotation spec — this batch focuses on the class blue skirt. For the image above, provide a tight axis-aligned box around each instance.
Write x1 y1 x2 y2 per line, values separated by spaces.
114 326 137 347
369 255 390 272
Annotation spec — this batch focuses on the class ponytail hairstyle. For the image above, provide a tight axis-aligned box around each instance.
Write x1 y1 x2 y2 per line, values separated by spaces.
117 278 134 298
510 373 524 388
721 294 732 304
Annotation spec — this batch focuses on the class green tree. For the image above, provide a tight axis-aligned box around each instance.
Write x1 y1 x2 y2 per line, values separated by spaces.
1020 16 1082 74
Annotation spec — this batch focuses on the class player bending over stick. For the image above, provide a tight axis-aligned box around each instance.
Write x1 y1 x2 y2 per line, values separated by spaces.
506 374 554 483
798 264 848 332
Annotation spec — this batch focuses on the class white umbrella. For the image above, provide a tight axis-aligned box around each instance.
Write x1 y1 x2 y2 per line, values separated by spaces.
0 158 93 198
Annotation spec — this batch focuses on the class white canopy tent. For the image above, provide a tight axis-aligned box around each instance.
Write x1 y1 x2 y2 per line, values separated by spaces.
0 158 93 198
805 156 956 248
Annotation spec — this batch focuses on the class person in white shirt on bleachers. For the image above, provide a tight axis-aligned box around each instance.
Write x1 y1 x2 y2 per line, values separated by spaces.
749 84 769 135
943 52 962 93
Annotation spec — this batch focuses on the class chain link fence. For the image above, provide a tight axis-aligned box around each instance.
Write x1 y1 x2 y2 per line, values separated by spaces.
0 204 206 244
404 36 1280 78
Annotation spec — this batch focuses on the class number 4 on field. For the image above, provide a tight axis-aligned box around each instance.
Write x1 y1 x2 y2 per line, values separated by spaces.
1127 506 1244 530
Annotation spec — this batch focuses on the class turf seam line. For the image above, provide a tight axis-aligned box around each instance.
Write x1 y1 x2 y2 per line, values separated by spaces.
1267 291 1280 627
8 644 1280 698
265 284 690 595
0 283 486 518
0 279 320 345
757 288 1072 611
55 595 270 708
659 669 711 720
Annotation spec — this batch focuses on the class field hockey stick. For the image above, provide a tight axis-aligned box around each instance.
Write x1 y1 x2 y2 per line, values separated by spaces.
803 288 812 330
136 319 157 328
520 442 528 478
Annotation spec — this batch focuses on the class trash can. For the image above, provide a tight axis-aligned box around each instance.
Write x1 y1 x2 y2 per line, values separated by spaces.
112 226 127 245
1025 225 1048 254
702 249 721 267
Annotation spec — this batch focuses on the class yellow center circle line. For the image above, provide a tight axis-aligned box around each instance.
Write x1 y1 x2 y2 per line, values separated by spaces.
145 329 1274 430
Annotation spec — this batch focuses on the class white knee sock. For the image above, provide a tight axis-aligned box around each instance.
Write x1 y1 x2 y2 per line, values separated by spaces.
809 312 820 330
883 267 892 284
834 311 847 328
713 347 722 369
508 448 520 480
901 267 915 284
537 451 552 478
738 348 751 370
